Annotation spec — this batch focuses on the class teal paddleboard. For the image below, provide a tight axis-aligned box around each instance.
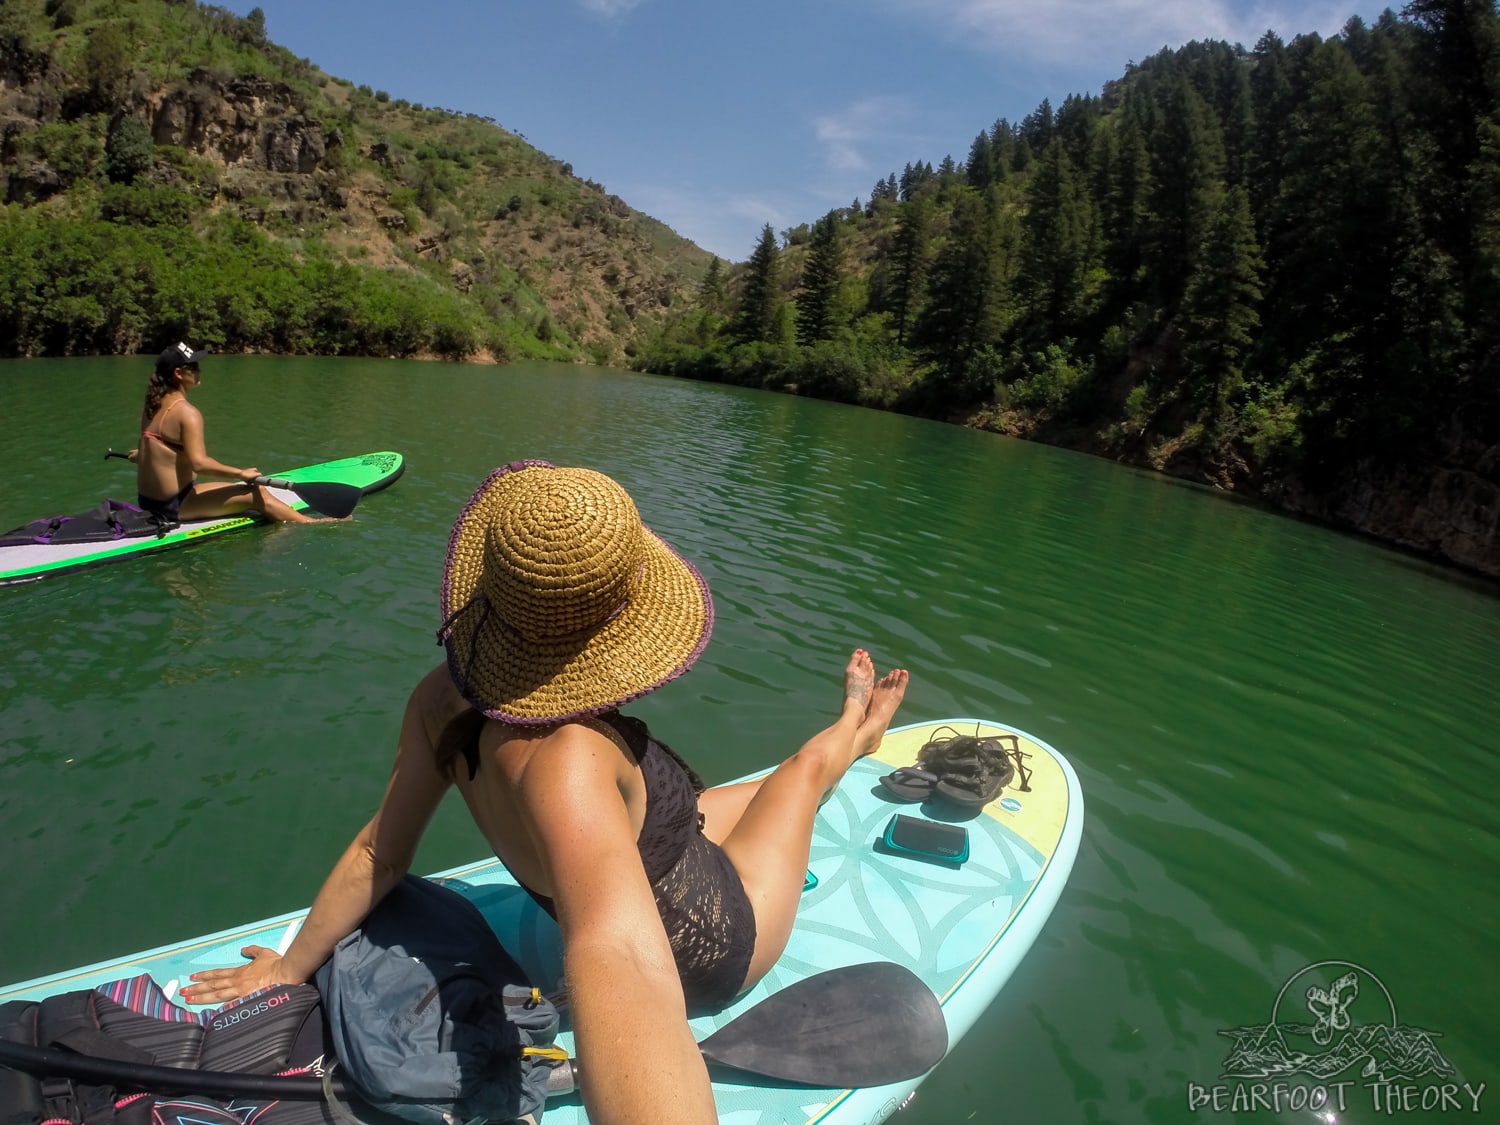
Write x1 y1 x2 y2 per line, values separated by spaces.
0 451 404 586
0 717 1082 1122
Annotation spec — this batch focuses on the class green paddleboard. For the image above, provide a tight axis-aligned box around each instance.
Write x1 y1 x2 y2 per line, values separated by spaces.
0 451 404 586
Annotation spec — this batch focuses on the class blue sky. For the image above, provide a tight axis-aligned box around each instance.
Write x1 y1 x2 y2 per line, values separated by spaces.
226 0 1386 263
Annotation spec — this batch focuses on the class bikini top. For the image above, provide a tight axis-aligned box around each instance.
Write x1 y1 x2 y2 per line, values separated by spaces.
142 398 186 453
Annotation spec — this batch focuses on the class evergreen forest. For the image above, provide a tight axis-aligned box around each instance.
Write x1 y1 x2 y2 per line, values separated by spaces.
640 1 1499 525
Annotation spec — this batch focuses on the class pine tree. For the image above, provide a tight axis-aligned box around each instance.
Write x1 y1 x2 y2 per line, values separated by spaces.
1018 139 1102 338
1020 98 1055 156
1180 184 1264 421
989 118 1016 180
1055 93 1101 166
1401 0 1500 180
1219 60 1255 188
1270 38 1385 351
883 195 932 347
796 213 843 345
1268 35 1453 462
1248 31 1295 223
1099 99 1153 297
696 256 727 315
730 224 781 345
1143 76 1227 304
912 188 1013 393
966 131 994 188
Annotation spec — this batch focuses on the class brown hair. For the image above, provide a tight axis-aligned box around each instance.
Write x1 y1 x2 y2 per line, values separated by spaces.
434 706 487 780
140 365 181 431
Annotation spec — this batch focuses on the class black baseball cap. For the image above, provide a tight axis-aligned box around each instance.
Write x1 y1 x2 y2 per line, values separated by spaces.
156 341 208 375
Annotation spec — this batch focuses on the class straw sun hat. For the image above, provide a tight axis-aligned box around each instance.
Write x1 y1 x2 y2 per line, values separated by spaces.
438 461 713 724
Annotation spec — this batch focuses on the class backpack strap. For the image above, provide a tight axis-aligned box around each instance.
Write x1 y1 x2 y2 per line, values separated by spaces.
39 992 153 1066
0 993 149 1125
0 1002 47 1125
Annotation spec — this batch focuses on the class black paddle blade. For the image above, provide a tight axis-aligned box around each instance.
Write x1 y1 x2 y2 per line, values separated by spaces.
698 962 947 1088
258 476 362 519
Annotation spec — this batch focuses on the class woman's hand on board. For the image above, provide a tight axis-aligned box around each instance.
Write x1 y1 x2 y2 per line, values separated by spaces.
180 944 294 1005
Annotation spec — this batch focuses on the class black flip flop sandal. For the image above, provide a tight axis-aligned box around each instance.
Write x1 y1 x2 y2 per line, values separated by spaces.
879 766 939 802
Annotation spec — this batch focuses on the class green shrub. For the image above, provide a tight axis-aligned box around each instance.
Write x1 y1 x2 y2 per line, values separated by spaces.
1005 342 1087 414
23 121 104 184
99 181 194 226
47 0 80 30
104 115 155 183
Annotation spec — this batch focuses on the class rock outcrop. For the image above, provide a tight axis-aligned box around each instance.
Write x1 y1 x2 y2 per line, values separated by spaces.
145 70 331 174
1285 446 1500 578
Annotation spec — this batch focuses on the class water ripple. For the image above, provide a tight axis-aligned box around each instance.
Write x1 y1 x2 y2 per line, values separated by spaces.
2 359 1497 1122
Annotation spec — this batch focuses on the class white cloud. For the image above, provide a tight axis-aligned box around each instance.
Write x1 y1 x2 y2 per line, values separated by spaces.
578 0 644 17
727 195 790 229
813 96 923 175
873 0 1366 64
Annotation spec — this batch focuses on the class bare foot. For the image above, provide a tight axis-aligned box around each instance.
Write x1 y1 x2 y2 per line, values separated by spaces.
853 668 909 758
843 649 874 717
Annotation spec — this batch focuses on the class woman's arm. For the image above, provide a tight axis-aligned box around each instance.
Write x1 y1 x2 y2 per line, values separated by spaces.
176 405 261 482
520 727 717 1125
180 680 453 1004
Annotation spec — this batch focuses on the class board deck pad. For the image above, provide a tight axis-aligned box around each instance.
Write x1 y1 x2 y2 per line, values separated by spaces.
0 451 404 585
0 717 1083 1123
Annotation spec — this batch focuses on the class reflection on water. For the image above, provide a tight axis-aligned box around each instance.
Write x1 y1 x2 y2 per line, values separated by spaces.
2 356 1497 1123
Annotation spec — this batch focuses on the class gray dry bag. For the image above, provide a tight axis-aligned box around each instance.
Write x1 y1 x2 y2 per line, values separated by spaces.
315 875 563 1124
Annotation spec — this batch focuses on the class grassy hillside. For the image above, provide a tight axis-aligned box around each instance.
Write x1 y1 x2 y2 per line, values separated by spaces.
0 0 715 363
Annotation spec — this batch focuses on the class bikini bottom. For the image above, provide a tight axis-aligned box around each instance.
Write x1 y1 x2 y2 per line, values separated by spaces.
137 481 194 521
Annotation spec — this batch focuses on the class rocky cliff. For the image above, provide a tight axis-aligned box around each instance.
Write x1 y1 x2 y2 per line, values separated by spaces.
1283 442 1500 579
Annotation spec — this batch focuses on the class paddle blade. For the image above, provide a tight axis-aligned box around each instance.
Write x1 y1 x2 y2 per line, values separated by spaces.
698 962 947 1088
257 476 362 518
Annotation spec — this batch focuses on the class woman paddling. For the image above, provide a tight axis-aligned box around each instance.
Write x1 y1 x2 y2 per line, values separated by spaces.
129 342 338 524
180 461 908 1125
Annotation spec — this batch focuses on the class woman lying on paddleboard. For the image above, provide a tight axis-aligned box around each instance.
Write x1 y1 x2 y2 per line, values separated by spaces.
128 342 339 524
180 461 908 1125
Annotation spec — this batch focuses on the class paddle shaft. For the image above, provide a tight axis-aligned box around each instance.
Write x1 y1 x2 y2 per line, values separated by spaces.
0 1039 349 1101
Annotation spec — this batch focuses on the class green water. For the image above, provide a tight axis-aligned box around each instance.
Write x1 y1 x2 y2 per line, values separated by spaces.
2 356 1496 1123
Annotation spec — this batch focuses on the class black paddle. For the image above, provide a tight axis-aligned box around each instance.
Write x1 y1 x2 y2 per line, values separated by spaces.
548 961 947 1097
0 962 947 1104
105 449 362 519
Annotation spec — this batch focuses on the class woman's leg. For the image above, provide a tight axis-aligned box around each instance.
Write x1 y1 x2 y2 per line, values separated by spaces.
179 482 337 524
706 650 908 989
698 650 886 844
